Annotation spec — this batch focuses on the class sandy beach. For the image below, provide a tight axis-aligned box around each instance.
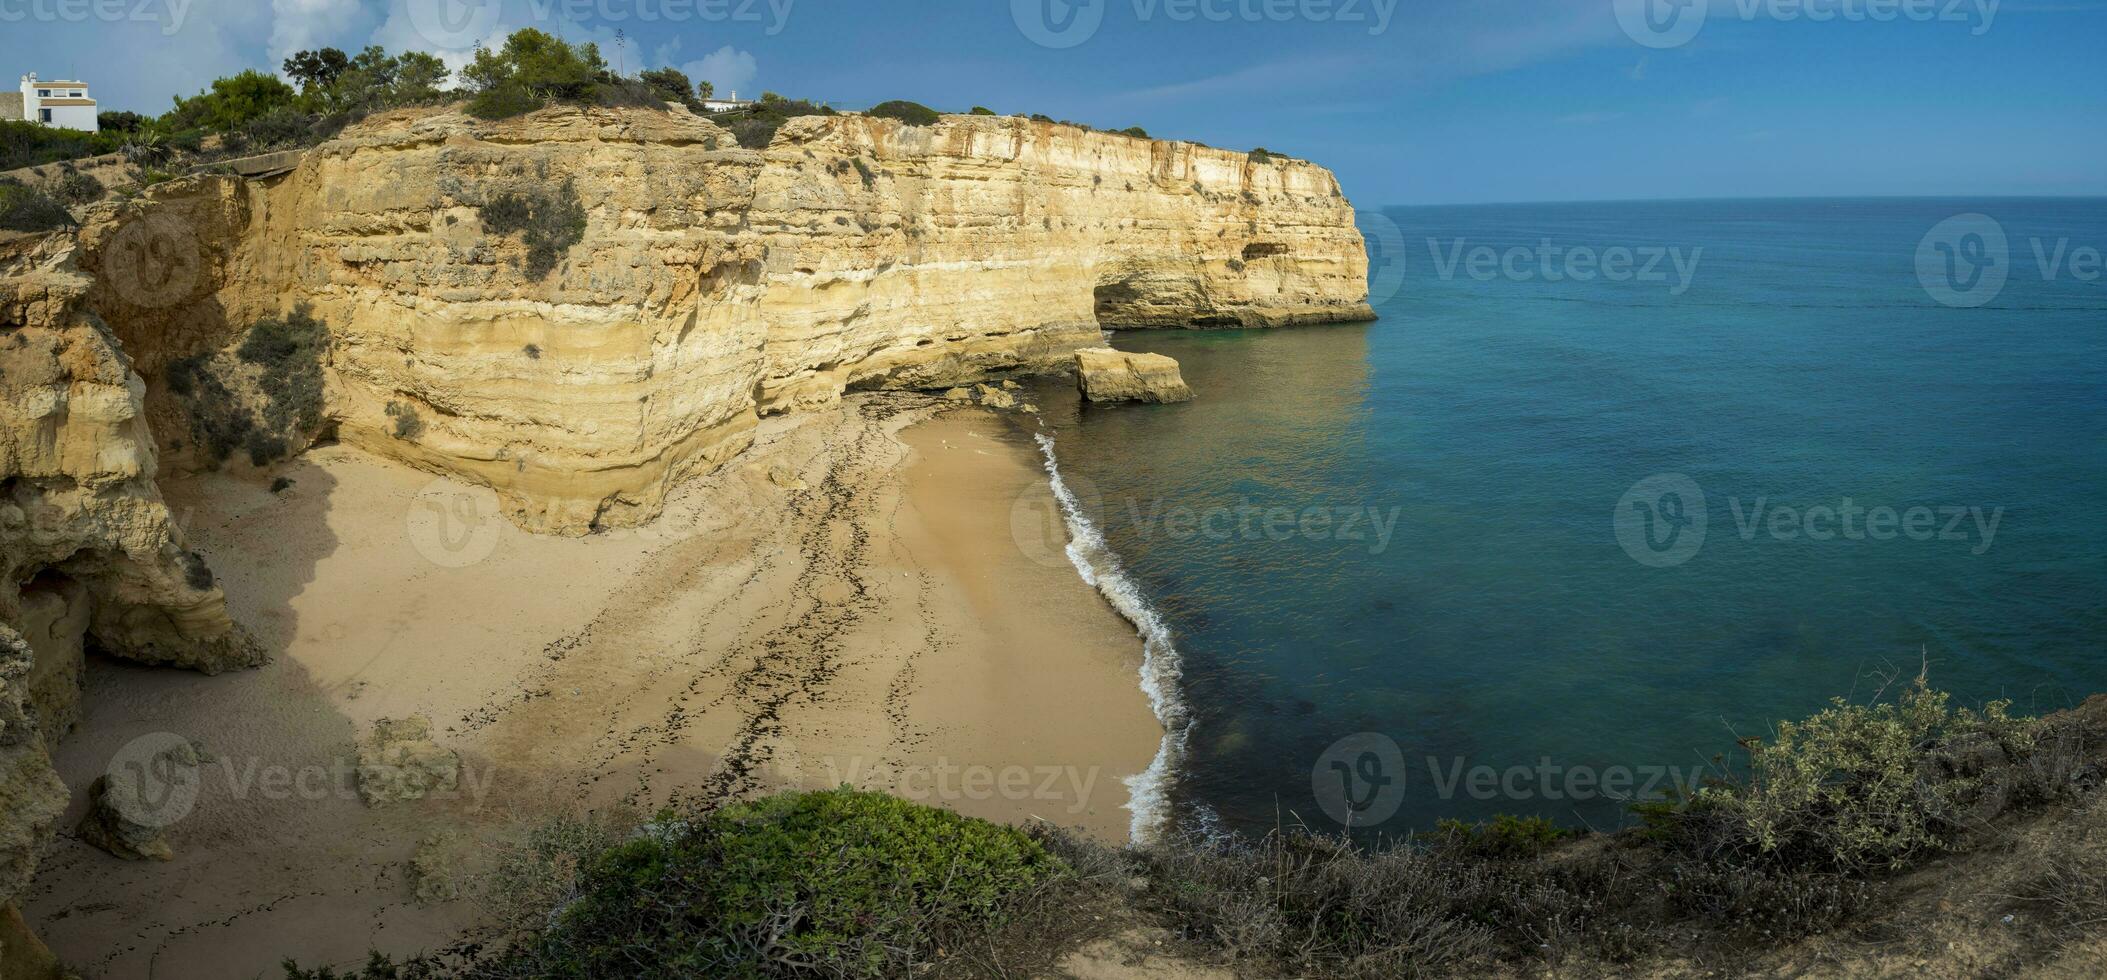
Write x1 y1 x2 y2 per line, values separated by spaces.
24 394 1159 979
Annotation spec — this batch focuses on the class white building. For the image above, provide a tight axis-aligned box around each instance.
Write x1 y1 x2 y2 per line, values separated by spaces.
15 73 98 132
697 89 754 113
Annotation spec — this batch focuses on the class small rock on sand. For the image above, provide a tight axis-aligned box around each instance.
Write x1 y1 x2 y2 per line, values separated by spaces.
355 716 460 806
77 739 199 862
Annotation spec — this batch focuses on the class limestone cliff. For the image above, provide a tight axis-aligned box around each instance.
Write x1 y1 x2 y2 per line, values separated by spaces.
1 231 265 977
0 232 262 676
59 105 1371 533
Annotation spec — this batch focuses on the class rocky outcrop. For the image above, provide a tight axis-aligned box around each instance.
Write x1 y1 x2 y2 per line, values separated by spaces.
0 233 263 675
51 105 1369 533
1 232 259 963
356 716 460 806
0 627 64 980
76 775 176 862
1075 348 1195 404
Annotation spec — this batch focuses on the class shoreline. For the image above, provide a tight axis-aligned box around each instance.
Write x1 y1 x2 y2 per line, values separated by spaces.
27 394 1160 977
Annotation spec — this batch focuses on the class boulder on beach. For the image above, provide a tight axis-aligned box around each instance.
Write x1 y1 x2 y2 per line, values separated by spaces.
355 716 460 806
1074 348 1194 404
77 764 187 862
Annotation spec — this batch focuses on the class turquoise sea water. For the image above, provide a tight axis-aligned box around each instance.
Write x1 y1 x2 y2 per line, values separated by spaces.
1029 198 2107 840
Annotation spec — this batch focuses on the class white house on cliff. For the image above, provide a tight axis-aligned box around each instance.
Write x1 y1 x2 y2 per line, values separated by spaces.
0 73 98 132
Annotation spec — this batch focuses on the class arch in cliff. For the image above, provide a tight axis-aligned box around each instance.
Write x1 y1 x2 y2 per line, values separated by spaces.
1092 260 1239 330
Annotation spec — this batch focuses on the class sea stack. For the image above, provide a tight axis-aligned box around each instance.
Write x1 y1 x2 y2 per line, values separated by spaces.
1075 348 1196 404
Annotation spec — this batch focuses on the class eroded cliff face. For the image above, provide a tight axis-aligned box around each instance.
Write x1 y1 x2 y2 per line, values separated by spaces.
0 233 264 971
63 105 1370 533
0 233 262 677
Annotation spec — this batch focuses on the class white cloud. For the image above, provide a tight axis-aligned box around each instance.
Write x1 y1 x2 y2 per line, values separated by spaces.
268 0 373 74
685 46 758 99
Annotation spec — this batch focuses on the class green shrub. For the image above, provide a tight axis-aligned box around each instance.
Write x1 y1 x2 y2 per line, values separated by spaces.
384 401 424 441
1116 126 1148 139
98 110 149 133
478 179 587 279
238 308 329 435
1433 814 1575 860
166 309 330 468
0 118 125 171
638 66 706 112
725 98 835 150
463 29 614 120
238 106 320 151
1249 147 1274 163
465 84 542 122
0 178 76 232
52 170 103 206
166 70 298 132
166 351 252 464
866 100 941 127
475 788 1062 977
1676 676 2041 872
969 106 997 116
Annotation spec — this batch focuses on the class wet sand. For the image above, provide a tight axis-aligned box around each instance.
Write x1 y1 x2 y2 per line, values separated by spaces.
26 394 1158 978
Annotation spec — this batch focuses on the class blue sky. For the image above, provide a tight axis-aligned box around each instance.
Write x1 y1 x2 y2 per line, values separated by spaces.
4 0 2103 204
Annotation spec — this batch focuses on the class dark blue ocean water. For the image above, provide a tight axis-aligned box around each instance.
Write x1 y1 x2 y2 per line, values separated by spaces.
1030 198 2107 840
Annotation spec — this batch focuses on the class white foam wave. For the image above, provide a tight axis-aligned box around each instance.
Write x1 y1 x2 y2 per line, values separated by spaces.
1034 432 1192 845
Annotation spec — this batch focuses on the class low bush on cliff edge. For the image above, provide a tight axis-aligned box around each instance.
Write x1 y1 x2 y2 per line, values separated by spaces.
0 119 125 171
284 788 1066 979
282 685 2107 979
461 29 670 121
0 178 77 232
721 98 837 150
866 100 941 127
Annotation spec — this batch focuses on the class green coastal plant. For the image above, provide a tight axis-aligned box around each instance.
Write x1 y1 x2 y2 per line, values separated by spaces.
52 171 105 205
275 678 2107 979
478 179 588 279
723 98 835 150
1433 813 1574 859
866 100 941 127
462 29 606 120
0 178 76 232
167 308 331 468
1699 675 2042 871
384 401 425 441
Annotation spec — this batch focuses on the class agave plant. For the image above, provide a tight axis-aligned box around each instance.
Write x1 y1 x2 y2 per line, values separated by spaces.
122 128 171 168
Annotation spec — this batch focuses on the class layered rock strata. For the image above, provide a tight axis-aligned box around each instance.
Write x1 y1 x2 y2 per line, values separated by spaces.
54 105 1371 533
1075 348 1196 404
